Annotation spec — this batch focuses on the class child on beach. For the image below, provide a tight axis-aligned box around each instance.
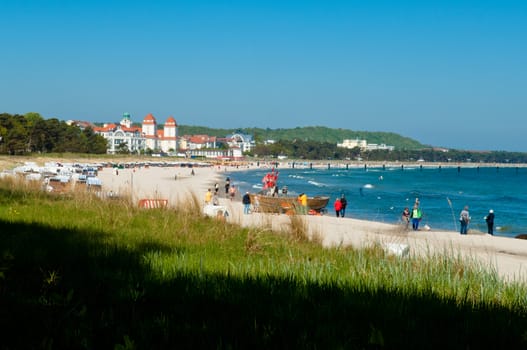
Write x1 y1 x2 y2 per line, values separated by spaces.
229 185 236 201
212 193 219 206
402 207 410 229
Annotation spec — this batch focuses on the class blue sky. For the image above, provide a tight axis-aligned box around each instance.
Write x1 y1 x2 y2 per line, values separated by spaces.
1 0 526 151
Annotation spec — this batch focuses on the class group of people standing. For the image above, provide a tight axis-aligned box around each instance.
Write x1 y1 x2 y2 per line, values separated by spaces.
401 199 423 231
333 195 348 218
212 177 498 236
401 201 495 235
458 206 495 235
205 177 239 207
204 188 220 206
221 177 237 201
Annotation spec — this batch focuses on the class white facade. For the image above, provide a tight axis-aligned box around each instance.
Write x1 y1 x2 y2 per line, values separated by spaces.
187 147 243 159
94 113 178 154
226 133 255 153
337 139 368 149
337 139 394 151
93 120 145 155
139 113 178 153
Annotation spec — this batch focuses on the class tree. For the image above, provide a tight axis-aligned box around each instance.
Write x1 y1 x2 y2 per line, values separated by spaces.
116 142 130 154
83 127 108 154
29 118 51 153
4 115 29 154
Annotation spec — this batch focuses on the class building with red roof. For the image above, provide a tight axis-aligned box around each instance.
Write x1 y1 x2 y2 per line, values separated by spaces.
142 113 177 152
93 113 178 154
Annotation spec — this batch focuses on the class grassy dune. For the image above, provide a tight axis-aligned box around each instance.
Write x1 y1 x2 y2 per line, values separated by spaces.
1 177 526 348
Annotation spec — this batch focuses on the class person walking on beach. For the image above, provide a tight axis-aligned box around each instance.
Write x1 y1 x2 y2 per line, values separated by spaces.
485 209 495 235
225 177 230 197
252 195 260 213
214 183 219 194
333 197 342 217
212 193 219 206
242 192 252 214
204 189 212 205
340 195 347 218
459 206 471 235
229 185 236 201
402 207 410 229
410 204 422 231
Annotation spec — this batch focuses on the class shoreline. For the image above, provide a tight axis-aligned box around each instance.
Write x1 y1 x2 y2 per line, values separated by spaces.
3 155 527 170
97 163 527 282
224 163 526 237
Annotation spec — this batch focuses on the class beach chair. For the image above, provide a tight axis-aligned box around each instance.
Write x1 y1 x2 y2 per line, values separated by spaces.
138 199 168 209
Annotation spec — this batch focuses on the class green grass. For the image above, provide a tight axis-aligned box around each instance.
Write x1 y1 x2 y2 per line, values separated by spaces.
1 177 527 349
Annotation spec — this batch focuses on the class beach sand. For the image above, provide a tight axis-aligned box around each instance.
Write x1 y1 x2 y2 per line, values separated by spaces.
94 163 527 283
3 156 527 283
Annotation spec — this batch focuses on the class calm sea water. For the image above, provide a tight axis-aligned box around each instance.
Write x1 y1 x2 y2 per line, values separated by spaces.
226 165 527 238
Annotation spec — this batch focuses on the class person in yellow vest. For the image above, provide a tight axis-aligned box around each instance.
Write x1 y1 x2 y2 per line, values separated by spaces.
204 188 213 204
297 193 308 214
410 203 422 231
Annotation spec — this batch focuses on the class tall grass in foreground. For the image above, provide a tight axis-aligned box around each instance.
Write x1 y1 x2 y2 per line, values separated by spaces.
1 178 527 349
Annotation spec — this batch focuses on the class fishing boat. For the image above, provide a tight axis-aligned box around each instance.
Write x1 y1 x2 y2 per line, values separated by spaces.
251 195 329 214
250 169 329 214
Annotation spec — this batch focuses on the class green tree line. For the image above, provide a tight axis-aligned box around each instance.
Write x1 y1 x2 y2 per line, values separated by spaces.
248 139 527 163
179 125 527 163
0 113 107 155
3 114 526 162
177 125 425 150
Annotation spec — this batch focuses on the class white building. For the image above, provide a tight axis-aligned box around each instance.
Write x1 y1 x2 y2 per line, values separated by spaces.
225 133 255 153
187 147 243 159
141 113 178 153
337 139 368 149
93 113 178 154
179 135 217 150
365 143 395 151
337 139 394 151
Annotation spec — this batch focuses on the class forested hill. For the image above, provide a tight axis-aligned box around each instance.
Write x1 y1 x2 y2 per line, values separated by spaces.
177 125 426 150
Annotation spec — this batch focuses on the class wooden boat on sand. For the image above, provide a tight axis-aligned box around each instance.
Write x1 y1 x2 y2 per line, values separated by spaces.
251 168 329 214
251 194 329 214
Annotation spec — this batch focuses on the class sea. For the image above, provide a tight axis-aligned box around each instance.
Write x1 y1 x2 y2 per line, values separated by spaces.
226 164 527 238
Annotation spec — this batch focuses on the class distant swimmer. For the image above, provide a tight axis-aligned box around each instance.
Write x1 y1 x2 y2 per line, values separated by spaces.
379 175 383 180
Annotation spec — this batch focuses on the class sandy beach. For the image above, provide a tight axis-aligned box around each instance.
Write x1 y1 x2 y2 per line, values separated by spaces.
93 163 527 283
2 156 527 283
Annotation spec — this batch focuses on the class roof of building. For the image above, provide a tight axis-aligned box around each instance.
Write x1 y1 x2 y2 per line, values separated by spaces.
165 116 177 126
92 123 141 133
187 135 217 144
142 113 156 124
